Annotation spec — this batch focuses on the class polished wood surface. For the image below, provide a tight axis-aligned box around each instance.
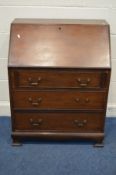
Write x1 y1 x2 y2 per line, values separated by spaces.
14 112 104 132
8 19 110 68
13 91 106 110
11 69 109 89
8 19 111 146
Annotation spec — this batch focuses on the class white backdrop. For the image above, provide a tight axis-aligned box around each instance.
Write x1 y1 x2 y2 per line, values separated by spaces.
0 0 116 116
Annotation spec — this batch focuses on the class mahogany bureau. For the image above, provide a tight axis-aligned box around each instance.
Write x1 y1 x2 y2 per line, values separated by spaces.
8 19 111 146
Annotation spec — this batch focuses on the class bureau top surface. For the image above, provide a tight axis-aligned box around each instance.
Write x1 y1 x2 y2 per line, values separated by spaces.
8 19 111 68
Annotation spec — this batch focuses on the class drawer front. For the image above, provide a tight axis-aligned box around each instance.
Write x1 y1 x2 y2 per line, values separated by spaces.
13 112 104 132
13 91 106 110
11 70 108 89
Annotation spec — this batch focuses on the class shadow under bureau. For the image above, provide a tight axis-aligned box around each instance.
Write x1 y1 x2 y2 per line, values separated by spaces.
8 19 111 146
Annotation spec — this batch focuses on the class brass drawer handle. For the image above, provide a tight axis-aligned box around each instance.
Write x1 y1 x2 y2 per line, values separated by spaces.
85 98 90 103
77 78 91 87
75 98 80 103
28 97 42 106
75 98 90 103
28 77 42 86
30 118 43 126
73 120 87 127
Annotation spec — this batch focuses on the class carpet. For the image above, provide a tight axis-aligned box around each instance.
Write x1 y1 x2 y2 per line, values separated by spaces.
0 117 116 175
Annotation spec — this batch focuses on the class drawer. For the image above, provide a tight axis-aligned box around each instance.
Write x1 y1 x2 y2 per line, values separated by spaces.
13 90 106 110
13 112 104 132
11 69 108 89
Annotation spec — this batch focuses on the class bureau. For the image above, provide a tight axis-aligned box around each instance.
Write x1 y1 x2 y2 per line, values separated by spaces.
8 19 111 146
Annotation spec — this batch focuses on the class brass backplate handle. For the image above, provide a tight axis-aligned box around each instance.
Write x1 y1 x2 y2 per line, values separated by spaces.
73 120 87 127
28 77 42 86
28 97 42 106
75 98 80 103
85 98 90 103
75 98 90 103
77 78 91 87
30 118 43 126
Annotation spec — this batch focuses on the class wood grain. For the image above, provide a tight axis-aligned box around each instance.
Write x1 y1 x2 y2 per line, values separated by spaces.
8 19 111 145
8 19 110 68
